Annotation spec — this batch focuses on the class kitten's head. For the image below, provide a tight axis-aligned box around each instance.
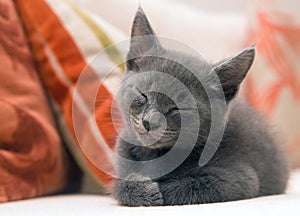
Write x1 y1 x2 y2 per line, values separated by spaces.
118 7 255 149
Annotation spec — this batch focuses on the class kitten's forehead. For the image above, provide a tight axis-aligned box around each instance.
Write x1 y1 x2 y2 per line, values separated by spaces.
124 69 183 93
142 49 211 75
127 50 212 85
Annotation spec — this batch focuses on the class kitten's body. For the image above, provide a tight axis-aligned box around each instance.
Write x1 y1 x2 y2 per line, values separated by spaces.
113 8 289 206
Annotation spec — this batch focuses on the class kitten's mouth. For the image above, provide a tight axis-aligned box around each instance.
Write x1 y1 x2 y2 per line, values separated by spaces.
136 130 177 148
129 115 177 147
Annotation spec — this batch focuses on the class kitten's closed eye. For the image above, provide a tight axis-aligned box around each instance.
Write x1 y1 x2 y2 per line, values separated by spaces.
131 93 148 108
165 107 179 115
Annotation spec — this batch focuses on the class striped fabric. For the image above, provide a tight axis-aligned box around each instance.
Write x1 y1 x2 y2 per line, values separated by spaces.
14 0 126 190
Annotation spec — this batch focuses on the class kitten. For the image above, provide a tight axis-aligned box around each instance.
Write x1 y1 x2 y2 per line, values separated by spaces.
113 7 289 206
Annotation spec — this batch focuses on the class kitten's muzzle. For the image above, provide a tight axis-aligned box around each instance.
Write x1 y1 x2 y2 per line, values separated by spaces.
142 117 160 132
142 111 165 133
130 111 166 136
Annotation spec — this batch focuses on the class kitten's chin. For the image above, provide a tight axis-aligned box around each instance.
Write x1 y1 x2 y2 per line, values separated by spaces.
137 135 175 149
145 142 173 149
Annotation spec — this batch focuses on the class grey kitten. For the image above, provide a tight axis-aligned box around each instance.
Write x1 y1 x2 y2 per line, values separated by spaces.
113 7 289 206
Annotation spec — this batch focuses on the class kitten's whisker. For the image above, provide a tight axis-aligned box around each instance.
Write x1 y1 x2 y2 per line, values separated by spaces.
179 130 203 137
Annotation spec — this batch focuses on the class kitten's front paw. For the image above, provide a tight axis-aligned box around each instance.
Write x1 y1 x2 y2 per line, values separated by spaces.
113 173 164 207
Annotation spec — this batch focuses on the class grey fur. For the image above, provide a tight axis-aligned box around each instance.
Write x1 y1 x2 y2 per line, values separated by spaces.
113 7 289 206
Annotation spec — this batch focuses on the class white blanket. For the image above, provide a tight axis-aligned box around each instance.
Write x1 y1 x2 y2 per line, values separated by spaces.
1 169 299 216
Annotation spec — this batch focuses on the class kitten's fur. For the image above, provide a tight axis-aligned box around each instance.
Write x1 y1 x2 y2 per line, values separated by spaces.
113 7 289 206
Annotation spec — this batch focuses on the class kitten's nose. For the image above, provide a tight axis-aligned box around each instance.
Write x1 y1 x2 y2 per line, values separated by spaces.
142 112 162 132
142 119 151 131
142 119 160 132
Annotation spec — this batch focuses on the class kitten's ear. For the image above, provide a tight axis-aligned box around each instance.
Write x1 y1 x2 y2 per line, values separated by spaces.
131 6 158 39
127 6 162 71
213 46 255 101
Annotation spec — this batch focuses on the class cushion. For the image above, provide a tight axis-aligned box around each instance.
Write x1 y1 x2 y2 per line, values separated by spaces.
0 0 70 202
243 0 300 168
14 0 126 191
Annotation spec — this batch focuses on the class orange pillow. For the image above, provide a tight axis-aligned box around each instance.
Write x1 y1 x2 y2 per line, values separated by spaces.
14 0 126 191
0 0 70 202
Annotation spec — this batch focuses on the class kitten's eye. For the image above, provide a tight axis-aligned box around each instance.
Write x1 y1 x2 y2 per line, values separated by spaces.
166 107 179 115
131 93 147 107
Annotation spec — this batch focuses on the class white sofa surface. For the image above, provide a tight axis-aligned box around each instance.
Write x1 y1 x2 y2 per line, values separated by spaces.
1 169 300 216
1 194 300 216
